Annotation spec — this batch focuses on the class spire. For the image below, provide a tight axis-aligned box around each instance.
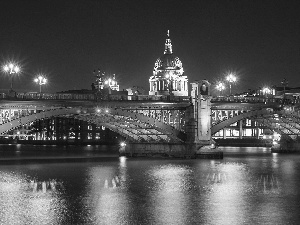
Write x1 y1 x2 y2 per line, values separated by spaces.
164 30 173 54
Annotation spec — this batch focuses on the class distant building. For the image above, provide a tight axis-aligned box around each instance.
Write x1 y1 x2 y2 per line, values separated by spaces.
56 89 96 100
93 70 119 91
149 31 188 96
126 86 145 95
274 86 300 104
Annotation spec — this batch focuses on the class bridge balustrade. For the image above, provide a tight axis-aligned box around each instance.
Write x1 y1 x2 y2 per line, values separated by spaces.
212 96 282 104
0 91 192 102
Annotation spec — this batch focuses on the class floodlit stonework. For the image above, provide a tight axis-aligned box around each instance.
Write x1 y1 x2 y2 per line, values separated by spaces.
149 31 188 96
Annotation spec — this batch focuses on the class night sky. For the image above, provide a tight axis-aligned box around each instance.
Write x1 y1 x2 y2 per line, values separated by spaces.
0 0 299 94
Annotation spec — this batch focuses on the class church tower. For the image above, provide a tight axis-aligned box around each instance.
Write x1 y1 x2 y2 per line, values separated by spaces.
149 31 188 96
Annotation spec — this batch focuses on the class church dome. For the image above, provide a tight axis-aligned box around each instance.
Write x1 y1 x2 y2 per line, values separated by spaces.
153 54 183 72
149 31 188 97
153 31 184 77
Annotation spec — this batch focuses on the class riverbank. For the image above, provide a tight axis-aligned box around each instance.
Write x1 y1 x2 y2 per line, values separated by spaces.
0 139 120 146
0 154 120 164
0 144 120 164
0 138 273 147
0 139 272 164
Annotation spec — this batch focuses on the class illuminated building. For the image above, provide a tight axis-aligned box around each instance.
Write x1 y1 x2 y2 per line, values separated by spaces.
149 30 188 96
30 117 122 143
93 70 119 91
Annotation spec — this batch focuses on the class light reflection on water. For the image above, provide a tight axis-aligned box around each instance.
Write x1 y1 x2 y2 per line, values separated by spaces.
1 146 300 224
0 172 66 225
147 164 193 224
83 157 130 225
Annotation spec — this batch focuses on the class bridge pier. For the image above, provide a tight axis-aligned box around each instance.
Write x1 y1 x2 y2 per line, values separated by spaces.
190 80 223 159
271 143 300 153
120 143 192 158
271 135 300 153
119 142 223 159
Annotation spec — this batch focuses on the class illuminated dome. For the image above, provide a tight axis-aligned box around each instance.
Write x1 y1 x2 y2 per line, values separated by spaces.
149 31 188 96
153 54 184 77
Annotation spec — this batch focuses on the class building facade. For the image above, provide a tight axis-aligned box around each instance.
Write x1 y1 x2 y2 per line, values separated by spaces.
93 70 119 91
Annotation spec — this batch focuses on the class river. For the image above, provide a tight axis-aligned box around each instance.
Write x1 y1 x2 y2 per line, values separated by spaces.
0 145 300 225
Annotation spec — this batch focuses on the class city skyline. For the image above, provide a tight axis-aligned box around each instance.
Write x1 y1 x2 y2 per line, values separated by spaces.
0 0 299 93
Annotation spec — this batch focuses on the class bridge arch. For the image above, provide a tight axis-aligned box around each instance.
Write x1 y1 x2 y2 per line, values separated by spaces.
0 108 79 135
0 107 186 143
211 109 300 137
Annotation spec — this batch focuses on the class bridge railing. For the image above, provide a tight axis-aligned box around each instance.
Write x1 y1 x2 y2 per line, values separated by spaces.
2 90 298 106
211 96 282 103
0 91 191 102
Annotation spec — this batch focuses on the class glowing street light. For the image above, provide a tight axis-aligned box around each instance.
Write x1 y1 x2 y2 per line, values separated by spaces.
226 73 236 95
2 63 20 90
120 141 126 147
262 87 271 95
281 78 288 102
262 87 271 103
34 75 47 93
216 82 225 96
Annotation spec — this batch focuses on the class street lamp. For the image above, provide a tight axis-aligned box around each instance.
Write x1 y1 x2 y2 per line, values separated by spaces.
262 87 271 95
226 73 236 95
34 75 47 93
262 87 271 103
3 63 20 90
281 78 288 103
216 82 225 96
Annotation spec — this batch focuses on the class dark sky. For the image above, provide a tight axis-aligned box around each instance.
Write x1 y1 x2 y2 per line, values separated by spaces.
0 0 299 94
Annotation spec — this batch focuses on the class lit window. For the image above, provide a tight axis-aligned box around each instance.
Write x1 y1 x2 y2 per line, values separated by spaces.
246 119 251 126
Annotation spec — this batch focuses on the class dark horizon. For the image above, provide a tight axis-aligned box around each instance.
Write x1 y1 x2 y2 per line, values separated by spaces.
0 0 299 94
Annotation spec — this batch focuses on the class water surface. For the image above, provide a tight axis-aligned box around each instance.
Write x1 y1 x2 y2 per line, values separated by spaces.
0 145 300 224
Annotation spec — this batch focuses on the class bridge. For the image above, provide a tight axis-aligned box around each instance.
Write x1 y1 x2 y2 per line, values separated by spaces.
212 101 300 137
1 83 300 156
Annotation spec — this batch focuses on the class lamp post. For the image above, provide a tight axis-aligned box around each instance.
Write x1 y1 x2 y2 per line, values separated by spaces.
262 87 271 95
281 78 288 103
3 63 20 90
34 75 47 93
262 87 271 103
216 82 225 96
226 73 236 95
